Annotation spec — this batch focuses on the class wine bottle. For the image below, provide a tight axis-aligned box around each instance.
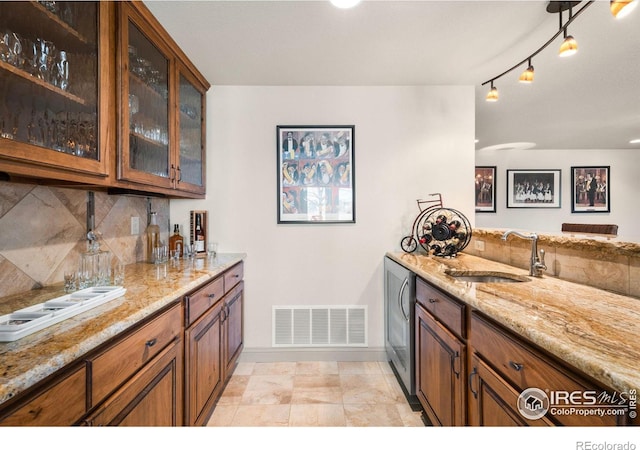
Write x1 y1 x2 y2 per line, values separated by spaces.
146 212 160 263
194 214 205 252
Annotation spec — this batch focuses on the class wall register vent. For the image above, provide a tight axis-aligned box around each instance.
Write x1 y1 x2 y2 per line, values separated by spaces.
272 306 367 347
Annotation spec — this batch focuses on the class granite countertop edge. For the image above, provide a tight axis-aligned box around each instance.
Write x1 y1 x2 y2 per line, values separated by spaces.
0 253 246 407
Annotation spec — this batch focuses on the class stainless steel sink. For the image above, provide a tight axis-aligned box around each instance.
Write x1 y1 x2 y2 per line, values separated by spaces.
444 269 529 283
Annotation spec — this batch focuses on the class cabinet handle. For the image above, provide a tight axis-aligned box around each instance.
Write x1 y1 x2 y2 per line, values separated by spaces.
208 293 216 299
469 367 478 399
170 164 176 182
428 298 438 303
145 338 157 347
221 307 227 322
233 274 240 278
177 166 182 182
509 361 524 371
452 351 461 379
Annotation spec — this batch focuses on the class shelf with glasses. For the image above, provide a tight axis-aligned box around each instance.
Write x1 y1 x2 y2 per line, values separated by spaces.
1 1 94 54
0 60 87 106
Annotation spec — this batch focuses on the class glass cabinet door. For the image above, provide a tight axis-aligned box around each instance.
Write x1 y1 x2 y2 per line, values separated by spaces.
176 65 205 194
118 4 172 189
0 1 107 176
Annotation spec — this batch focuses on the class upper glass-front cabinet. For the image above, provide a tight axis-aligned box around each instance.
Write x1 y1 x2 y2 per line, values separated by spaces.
0 1 109 176
118 2 207 195
176 64 206 193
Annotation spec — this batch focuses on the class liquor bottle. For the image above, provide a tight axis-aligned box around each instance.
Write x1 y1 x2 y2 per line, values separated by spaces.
169 224 183 258
146 212 160 263
194 213 205 252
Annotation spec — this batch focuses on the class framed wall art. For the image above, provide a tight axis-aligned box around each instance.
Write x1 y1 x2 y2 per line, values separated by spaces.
277 125 355 224
475 166 496 213
506 169 561 208
571 166 610 213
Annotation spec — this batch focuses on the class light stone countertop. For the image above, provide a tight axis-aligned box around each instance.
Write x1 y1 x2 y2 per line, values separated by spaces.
0 253 246 407
386 251 640 394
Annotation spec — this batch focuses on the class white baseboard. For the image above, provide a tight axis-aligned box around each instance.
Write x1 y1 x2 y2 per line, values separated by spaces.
238 346 387 363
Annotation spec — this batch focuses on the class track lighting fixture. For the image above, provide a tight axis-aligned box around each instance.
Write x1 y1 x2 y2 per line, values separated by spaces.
481 1 636 102
610 0 638 18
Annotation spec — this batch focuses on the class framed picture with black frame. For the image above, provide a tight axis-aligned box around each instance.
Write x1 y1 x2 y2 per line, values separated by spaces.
475 166 496 213
277 125 355 224
571 166 610 213
506 169 561 208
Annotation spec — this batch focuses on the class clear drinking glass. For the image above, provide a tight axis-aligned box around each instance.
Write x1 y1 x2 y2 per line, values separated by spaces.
63 271 76 293
113 260 125 286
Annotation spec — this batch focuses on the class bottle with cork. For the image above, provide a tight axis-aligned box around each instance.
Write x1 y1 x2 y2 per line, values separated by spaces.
146 212 160 263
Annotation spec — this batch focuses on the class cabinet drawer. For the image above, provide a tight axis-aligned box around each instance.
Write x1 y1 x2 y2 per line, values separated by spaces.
185 276 224 326
224 262 244 291
89 303 181 405
416 277 464 337
470 312 620 426
0 365 86 426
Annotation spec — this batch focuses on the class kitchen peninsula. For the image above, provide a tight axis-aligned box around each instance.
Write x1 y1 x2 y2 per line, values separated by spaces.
0 253 245 426
387 232 640 426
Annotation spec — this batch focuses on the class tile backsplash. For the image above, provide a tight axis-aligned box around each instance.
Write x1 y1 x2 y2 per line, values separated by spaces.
465 228 640 299
0 181 169 298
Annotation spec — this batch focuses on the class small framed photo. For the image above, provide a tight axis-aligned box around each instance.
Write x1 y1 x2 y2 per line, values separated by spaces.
571 166 610 213
475 166 496 213
277 125 355 224
507 169 561 208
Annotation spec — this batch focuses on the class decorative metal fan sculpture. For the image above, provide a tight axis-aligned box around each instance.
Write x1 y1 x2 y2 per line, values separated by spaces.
400 194 472 257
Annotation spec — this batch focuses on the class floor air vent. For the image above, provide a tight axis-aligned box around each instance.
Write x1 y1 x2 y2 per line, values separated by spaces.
272 306 367 347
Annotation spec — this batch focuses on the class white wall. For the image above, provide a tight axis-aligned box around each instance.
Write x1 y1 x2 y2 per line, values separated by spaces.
475 148 640 241
171 85 475 358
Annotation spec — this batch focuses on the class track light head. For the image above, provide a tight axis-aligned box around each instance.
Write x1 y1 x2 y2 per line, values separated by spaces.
610 0 638 18
486 84 499 102
559 34 578 57
519 62 535 83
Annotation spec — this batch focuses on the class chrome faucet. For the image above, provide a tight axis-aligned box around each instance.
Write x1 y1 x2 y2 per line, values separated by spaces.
501 230 547 277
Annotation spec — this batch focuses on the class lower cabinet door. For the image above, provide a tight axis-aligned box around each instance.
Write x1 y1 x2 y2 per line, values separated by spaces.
85 338 183 426
467 354 553 426
224 281 244 376
185 301 224 426
415 303 466 426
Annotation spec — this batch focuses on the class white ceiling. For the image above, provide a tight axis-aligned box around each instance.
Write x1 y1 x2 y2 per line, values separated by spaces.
144 0 640 151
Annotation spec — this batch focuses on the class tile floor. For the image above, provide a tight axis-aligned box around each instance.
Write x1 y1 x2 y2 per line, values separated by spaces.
206 361 426 427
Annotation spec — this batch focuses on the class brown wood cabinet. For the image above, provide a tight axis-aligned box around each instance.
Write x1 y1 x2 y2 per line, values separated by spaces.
468 353 553 426
83 336 183 426
117 1 208 197
415 277 466 426
469 312 625 426
184 262 244 426
0 1 113 183
0 364 87 426
84 302 184 426
0 1 209 199
413 273 631 427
